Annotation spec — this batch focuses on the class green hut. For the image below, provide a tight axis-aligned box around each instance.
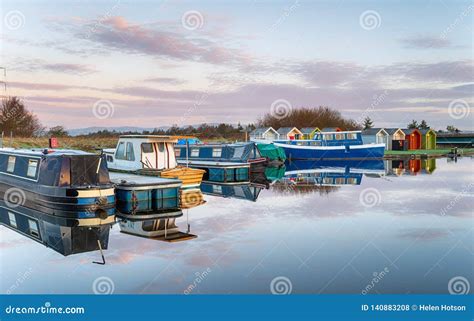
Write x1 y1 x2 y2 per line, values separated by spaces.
420 129 437 150
300 127 320 140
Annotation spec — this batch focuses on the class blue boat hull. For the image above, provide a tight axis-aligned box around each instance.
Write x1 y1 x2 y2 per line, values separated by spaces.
273 143 385 160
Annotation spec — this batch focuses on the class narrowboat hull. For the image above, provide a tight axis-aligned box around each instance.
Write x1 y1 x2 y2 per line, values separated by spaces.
0 202 113 256
273 143 386 160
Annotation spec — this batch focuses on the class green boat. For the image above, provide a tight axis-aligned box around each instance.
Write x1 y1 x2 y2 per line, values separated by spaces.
256 143 286 162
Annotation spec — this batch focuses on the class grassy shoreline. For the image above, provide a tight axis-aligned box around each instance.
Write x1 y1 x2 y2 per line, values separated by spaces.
384 148 474 156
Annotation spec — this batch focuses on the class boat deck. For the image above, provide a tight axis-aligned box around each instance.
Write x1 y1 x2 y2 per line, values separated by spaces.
110 172 182 190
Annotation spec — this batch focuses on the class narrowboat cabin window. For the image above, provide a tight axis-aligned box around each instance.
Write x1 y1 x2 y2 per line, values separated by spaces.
347 177 358 185
8 212 17 228
335 133 344 140
158 143 165 153
116 142 135 161
174 148 181 157
191 148 199 157
212 148 222 158
325 134 334 140
141 143 154 153
7 156 16 172
27 159 39 177
335 177 345 184
233 147 244 159
346 133 357 140
28 219 40 238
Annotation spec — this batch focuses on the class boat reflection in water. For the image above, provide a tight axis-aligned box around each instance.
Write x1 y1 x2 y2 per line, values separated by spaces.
0 202 113 256
117 189 205 242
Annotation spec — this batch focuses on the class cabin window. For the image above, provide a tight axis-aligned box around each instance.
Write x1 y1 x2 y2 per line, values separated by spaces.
233 147 244 159
325 134 334 140
335 177 345 184
347 178 357 185
191 148 199 157
213 185 222 194
346 133 357 140
175 148 181 157
335 133 344 140
8 212 17 228
126 143 135 161
28 219 40 238
27 159 38 178
157 143 165 153
141 143 154 153
115 142 126 159
323 177 333 184
212 148 222 158
7 156 15 173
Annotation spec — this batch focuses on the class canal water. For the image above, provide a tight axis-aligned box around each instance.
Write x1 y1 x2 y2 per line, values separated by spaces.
1 157 472 294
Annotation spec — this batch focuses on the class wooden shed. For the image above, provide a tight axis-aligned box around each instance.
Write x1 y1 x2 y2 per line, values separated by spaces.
402 129 422 150
277 127 303 140
384 128 406 150
420 129 437 150
249 127 279 141
361 128 390 150
300 127 320 140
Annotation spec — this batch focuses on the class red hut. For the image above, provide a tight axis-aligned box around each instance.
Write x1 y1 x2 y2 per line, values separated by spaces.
402 129 422 150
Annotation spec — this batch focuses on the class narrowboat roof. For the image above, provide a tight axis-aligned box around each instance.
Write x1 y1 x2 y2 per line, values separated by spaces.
119 135 178 143
361 128 388 135
0 148 95 157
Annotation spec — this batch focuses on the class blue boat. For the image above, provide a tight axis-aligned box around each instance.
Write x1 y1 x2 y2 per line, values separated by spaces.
0 148 116 219
175 142 267 184
200 182 264 202
273 131 385 160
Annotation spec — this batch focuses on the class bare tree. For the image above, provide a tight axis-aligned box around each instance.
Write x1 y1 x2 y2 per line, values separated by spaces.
0 96 44 136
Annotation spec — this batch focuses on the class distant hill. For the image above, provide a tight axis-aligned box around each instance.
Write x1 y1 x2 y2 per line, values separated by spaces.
67 123 237 136
67 126 168 136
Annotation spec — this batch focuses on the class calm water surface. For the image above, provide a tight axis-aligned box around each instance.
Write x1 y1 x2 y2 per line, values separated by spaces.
1 157 473 294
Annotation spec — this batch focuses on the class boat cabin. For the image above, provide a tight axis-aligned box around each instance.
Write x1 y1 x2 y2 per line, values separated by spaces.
174 142 262 163
105 135 178 172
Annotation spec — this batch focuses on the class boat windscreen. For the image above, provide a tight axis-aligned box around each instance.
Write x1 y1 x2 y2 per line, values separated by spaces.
69 155 110 187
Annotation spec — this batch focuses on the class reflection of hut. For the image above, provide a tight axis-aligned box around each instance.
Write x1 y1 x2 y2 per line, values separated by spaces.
277 127 303 140
408 159 421 175
300 127 320 140
385 128 406 150
402 129 422 150
420 129 437 150
421 158 436 174
361 128 390 150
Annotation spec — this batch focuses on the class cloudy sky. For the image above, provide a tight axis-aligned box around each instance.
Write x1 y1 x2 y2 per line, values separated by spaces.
1 0 473 130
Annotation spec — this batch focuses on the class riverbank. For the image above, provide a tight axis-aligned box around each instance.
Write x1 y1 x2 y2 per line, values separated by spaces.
384 148 474 158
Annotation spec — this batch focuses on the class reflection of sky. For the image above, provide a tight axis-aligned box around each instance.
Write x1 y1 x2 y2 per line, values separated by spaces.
0 158 472 294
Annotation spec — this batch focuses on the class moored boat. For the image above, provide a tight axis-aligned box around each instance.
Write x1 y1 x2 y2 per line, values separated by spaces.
0 148 115 219
104 135 205 189
273 131 385 160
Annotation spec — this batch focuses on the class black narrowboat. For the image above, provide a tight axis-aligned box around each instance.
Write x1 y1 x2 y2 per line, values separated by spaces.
0 148 116 219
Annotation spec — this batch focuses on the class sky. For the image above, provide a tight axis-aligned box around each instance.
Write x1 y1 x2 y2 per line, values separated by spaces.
0 0 473 130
